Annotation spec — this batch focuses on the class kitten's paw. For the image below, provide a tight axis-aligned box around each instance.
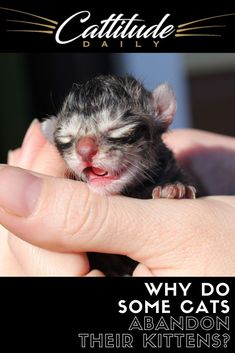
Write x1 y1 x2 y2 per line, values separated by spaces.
152 183 196 199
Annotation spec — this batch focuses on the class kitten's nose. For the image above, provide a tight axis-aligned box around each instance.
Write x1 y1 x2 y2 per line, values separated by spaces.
76 137 98 161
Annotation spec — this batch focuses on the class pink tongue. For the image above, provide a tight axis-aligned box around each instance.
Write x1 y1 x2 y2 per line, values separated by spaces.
91 167 107 176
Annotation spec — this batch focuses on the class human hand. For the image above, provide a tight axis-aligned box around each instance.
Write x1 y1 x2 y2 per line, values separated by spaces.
0 120 102 276
0 128 235 276
164 128 235 195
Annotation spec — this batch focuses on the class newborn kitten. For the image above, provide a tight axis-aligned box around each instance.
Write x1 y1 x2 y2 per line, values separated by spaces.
42 75 196 275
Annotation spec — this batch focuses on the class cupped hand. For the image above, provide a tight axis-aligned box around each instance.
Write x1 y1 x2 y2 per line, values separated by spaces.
0 126 235 276
0 119 103 276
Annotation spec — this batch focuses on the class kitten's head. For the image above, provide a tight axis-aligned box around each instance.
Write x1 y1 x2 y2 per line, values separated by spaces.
42 75 176 195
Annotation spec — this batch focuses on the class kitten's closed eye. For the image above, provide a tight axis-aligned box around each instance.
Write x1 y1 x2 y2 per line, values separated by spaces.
107 135 133 144
55 134 75 150
107 124 150 145
56 134 74 144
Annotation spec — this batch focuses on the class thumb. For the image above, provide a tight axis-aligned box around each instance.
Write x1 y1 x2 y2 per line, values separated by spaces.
0 165 199 263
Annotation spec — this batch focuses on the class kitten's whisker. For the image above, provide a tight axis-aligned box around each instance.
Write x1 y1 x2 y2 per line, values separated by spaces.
121 161 153 186
125 160 149 177
123 168 145 186
123 159 156 184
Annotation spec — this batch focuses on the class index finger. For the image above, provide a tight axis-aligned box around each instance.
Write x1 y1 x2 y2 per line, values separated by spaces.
12 119 67 177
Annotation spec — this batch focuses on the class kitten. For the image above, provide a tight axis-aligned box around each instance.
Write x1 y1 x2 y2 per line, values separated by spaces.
42 75 196 275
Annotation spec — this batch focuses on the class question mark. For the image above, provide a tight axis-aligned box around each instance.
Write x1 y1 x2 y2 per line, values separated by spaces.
222 333 230 348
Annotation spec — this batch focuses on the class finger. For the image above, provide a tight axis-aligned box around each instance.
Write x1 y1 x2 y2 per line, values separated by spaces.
0 225 25 276
30 140 67 177
163 129 235 158
18 119 48 169
17 120 66 177
5 123 87 276
86 269 105 277
8 233 89 276
163 129 197 156
7 119 51 168
8 148 22 166
132 263 154 277
0 165 207 263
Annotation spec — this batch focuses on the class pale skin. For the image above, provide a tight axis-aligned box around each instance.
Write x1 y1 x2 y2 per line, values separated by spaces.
0 120 235 276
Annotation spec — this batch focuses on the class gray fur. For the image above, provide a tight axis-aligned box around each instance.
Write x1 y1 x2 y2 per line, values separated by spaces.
44 75 179 197
42 75 191 275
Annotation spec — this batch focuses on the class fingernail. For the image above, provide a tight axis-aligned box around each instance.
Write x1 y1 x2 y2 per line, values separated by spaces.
0 166 42 217
22 119 39 148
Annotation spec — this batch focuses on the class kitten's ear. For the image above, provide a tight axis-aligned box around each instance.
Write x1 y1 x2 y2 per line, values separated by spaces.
152 83 177 130
41 116 57 143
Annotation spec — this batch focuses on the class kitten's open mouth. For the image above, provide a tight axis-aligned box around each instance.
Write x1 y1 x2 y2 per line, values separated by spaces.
83 166 122 184
89 167 108 177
